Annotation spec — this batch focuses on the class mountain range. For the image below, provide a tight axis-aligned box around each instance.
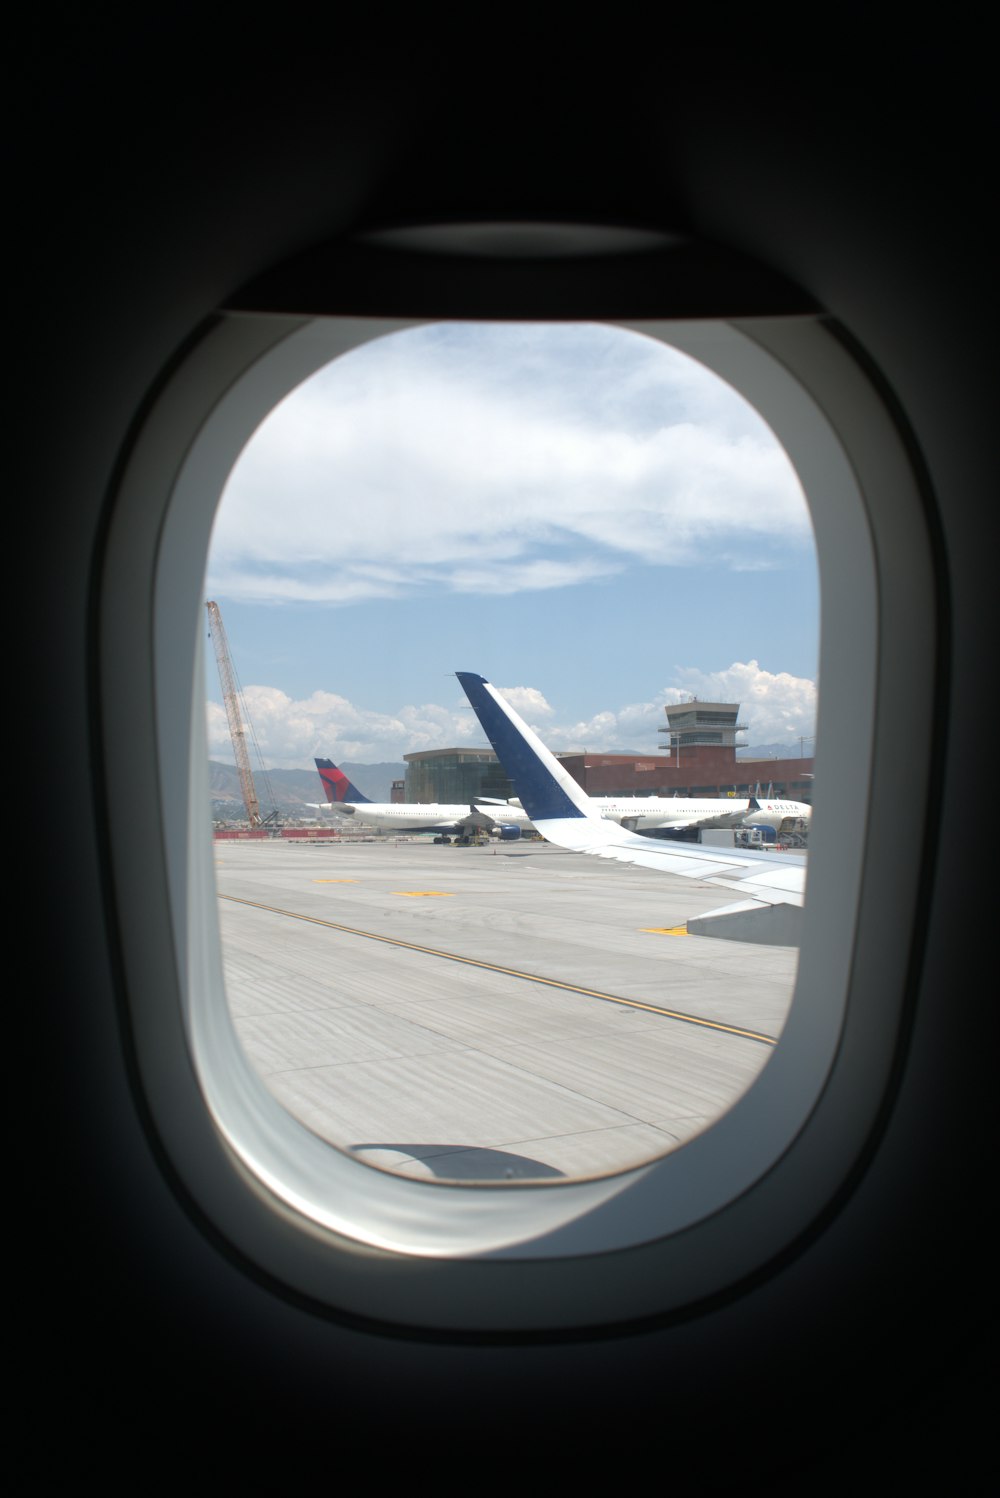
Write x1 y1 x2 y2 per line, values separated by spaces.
208 760 407 815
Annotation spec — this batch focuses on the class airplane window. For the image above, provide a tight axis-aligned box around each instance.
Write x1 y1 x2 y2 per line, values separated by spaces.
99 302 934 1329
203 321 818 1187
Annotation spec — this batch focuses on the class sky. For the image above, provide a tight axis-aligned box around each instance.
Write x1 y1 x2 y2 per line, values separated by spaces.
204 322 819 768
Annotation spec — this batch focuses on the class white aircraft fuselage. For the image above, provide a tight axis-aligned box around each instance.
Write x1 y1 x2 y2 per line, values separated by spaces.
315 794 810 836
591 795 811 834
320 800 533 835
313 753 807 838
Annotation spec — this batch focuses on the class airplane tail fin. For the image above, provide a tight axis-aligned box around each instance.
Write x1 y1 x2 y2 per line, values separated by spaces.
456 673 593 823
314 757 372 804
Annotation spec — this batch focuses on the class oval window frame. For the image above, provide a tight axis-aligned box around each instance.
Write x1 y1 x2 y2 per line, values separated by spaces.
98 308 935 1332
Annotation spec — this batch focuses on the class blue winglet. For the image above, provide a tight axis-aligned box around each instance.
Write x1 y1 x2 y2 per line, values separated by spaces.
456 673 586 822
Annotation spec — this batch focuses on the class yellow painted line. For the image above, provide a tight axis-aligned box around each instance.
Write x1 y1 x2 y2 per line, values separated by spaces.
393 890 455 898
218 893 776 1045
642 926 689 936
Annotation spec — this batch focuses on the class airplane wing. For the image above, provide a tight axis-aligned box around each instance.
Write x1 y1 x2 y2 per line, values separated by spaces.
456 673 806 939
460 804 500 832
513 811 806 905
619 806 749 834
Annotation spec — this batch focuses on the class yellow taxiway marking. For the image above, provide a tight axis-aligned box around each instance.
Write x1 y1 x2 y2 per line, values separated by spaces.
218 893 776 1045
642 926 689 936
393 890 455 898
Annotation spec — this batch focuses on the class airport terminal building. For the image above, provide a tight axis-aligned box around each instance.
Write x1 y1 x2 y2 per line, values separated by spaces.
403 747 517 804
399 701 815 805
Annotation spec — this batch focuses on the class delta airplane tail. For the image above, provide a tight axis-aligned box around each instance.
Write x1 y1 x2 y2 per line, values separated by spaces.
313 757 372 805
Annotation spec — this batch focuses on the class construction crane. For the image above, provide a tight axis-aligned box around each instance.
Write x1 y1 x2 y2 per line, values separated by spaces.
206 600 278 828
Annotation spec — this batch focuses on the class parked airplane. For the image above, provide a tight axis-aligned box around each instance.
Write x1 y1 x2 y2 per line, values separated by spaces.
313 754 806 839
28 24 986 1489
577 791 810 837
457 673 806 942
310 755 531 838
740 797 811 837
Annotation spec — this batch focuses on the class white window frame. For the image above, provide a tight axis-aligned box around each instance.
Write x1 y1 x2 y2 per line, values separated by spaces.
99 311 934 1332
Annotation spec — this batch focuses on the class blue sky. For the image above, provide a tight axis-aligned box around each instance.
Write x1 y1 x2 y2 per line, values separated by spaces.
205 323 819 766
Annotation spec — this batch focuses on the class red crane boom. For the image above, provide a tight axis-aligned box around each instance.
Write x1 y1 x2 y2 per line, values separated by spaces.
206 600 263 826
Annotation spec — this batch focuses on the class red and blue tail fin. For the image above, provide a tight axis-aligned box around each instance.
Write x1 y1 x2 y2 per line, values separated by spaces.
314 758 372 804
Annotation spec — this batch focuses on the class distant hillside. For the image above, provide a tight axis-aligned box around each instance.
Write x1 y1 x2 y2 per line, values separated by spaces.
738 743 815 761
208 760 407 815
565 744 813 761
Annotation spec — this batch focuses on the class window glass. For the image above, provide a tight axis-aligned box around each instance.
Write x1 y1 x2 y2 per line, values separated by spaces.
204 322 817 1184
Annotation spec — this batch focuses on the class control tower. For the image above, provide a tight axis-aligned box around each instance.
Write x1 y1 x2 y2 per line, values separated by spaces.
659 700 748 773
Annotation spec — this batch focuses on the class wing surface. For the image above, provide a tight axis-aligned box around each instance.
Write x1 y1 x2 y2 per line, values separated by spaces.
456 673 806 911
524 814 806 905
625 807 749 833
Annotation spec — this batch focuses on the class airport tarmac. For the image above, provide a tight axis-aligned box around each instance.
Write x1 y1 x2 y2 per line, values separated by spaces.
213 836 801 1183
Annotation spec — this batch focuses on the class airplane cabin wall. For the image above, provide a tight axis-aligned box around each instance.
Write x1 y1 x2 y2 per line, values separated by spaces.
21 26 988 1486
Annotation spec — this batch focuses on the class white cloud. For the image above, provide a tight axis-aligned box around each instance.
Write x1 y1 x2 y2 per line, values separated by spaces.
668 661 818 744
207 685 485 768
496 685 555 719
207 661 817 767
206 324 812 606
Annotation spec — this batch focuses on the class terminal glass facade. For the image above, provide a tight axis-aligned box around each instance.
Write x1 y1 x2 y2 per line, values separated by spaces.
405 749 515 804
